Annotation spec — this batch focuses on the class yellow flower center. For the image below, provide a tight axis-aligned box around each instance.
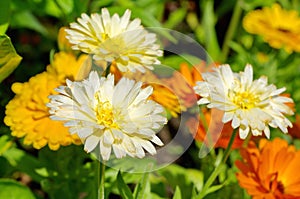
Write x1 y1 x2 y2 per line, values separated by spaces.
101 33 109 41
232 91 259 110
95 94 118 128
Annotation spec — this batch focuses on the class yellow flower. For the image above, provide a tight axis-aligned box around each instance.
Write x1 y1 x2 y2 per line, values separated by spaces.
243 4 300 53
46 52 88 81
4 52 87 150
57 27 73 52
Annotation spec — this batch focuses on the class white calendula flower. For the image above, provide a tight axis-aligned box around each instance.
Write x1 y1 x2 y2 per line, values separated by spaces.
194 64 294 139
47 71 167 161
65 8 163 73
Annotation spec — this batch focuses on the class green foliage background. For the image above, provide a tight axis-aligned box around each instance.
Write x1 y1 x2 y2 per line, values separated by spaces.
1 0 300 198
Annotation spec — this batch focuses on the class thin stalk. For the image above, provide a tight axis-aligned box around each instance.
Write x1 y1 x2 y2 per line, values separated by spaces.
198 107 216 159
220 0 243 62
98 161 106 199
242 133 252 147
197 130 237 199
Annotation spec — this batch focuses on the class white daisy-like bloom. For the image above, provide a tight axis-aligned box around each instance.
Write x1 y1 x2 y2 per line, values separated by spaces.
194 64 294 139
65 8 163 73
47 71 167 161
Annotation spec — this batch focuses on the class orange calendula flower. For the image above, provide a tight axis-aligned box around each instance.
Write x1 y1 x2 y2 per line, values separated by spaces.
288 115 300 139
186 108 244 149
4 52 87 150
243 3 300 53
164 61 219 109
236 138 300 199
164 63 201 108
110 64 183 117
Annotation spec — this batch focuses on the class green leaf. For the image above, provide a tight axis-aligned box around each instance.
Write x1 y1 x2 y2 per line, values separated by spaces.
205 184 225 196
161 54 203 70
0 35 22 83
172 186 182 199
3 147 42 181
158 164 194 199
0 135 13 155
10 10 48 36
0 0 11 34
73 0 90 17
186 169 204 192
186 12 199 30
201 0 221 61
42 0 64 18
55 0 74 15
35 167 49 178
0 179 36 199
117 171 134 199
134 164 152 199
164 8 187 29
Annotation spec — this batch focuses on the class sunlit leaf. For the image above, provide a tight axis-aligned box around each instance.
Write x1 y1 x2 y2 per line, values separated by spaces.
164 8 187 29
201 0 221 61
0 35 22 83
172 186 182 199
55 0 74 15
186 169 204 192
0 135 13 155
205 184 225 196
133 164 152 199
117 171 134 199
0 179 36 199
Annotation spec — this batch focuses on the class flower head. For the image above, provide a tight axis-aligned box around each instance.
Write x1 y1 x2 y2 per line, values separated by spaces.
243 3 300 53
4 52 86 150
194 64 293 139
236 138 300 199
65 8 163 73
47 71 167 160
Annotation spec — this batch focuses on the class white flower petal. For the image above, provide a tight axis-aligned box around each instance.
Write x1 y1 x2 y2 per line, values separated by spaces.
65 9 162 73
48 72 166 160
84 135 100 153
193 64 294 139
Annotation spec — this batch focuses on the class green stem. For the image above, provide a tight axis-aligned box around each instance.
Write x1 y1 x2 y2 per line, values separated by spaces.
197 130 237 199
98 161 106 199
242 133 252 147
199 108 216 159
220 0 243 62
